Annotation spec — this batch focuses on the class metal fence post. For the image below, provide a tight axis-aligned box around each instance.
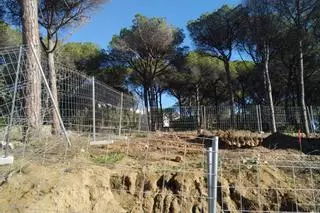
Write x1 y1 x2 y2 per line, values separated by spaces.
119 92 123 136
200 105 204 129
208 136 219 213
31 44 71 147
92 77 96 143
4 46 23 157
256 105 261 132
204 106 207 130
138 110 142 132
258 105 263 132
310 106 316 133
307 106 315 134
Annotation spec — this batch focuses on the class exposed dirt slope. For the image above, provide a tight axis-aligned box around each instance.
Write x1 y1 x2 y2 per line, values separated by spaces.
0 132 319 212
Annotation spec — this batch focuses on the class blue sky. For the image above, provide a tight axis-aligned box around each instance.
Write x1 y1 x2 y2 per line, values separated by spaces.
67 0 242 107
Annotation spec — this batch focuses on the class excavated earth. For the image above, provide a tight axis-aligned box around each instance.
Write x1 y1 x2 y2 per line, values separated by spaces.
0 131 319 212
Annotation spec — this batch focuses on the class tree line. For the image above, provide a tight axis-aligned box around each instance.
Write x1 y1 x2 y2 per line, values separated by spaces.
1 0 320 135
106 0 320 135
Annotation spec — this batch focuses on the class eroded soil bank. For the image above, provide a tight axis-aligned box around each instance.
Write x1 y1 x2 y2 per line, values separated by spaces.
0 132 319 212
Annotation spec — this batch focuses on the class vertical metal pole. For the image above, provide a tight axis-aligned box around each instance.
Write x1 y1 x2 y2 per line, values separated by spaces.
92 77 96 142
4 46 23 157
138 110 142 132
208 136 219 213
30 44 71 147
204 106 207 130
119 92 123 136
306 106 311 133
256 105 260 132
258 105 263 132
208 146 213 212
310 106 316 133
307 106 314 134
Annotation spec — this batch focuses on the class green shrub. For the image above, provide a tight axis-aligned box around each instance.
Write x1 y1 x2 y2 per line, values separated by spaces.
135 132 148 138
170 116 198 131
91 152 124 164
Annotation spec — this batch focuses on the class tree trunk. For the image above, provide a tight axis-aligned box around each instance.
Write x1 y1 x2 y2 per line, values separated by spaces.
223 60 235 128
214 84 218 108
149 88 156 131
21 0 41 139
143 86 150 131
47 39 61 135
178 95 182 115
294 68 300 106
154 87 159 130
299 40 310 136
214 83 220 129
285 67 295 125
159 91 163 129
241 84 246 129
264 44 277 133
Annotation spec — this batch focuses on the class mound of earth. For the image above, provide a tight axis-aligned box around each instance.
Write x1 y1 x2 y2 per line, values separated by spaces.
0 163 126 213
195 130 264 148
0 162 208 213
263 132 320 155
0 132 319 212
197 130 320 154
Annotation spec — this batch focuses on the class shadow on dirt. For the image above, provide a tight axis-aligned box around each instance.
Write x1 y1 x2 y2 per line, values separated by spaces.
187 133 320 155
262 133 320 155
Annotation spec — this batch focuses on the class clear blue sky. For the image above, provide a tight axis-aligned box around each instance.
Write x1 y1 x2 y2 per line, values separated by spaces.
67 0 242 107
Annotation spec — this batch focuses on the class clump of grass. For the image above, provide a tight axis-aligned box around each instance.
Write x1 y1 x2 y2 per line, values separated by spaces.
135 133 148 138
91 152 125 164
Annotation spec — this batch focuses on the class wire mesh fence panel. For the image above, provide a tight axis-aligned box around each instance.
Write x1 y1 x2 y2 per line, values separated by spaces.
159 105 261 132
54 61 145 140
1 131 211 211
0 45 70 212
0 45 147 145
0 46 68 141
56 65 94 134
310 106 320 133
262 106 299 133
156 105 320 133
0 45 147 212
1 45 320 213
218 149 320 212
100 134 210 212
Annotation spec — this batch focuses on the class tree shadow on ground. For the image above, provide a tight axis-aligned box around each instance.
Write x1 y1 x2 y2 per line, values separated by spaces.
262 133 320 155
186 133 320 155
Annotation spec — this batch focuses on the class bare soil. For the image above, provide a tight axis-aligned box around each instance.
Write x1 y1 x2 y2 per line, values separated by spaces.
0 131 319 212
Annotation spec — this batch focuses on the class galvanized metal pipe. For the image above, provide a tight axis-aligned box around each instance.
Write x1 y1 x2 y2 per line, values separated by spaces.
208 136 219 213
31 44 71 147
92 77 96 142
5 46 23 157
119 92 123 136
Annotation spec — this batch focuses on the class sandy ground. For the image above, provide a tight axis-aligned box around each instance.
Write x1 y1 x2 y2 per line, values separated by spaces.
0 131 319 212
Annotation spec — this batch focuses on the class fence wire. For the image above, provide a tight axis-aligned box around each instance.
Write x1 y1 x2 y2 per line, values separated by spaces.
0 46 148 142
55 63 147 139
157 105 320 133
218 149 320 212
0 46 320 213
